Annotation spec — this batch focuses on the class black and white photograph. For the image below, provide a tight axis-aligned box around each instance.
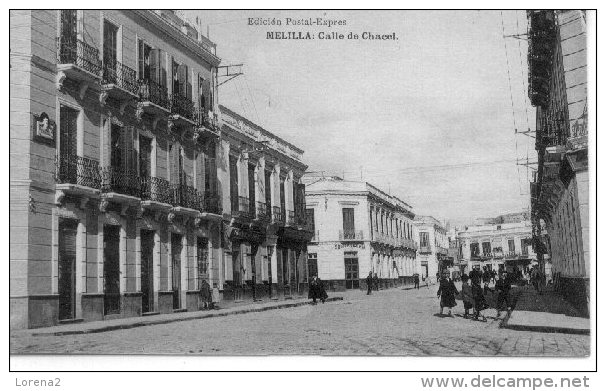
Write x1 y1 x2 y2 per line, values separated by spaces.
7 7 597 375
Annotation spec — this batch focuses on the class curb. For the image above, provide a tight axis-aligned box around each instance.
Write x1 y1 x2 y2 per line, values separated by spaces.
30 297 344 337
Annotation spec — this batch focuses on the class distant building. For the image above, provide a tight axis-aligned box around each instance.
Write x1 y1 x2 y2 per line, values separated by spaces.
458 220 537 274
413 216 448 282
527 10 589 314
304 177 418 290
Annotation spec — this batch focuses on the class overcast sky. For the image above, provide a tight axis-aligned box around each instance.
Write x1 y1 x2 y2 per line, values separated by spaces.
188 10 536 225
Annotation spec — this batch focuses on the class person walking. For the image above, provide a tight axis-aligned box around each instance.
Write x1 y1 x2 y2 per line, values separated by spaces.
469 266 482 287
460 274 474 319
317 276 328 303
308 275 320 304
471 277 488 321
366 271 373 295
373 273 379 291
199 279 212 310
437 272 459 316
495 271 512 317
413 273 420 289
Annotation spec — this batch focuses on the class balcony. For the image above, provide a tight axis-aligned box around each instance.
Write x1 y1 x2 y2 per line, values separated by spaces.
140 176 173 210
170 94 196 127
137 79 171 120
272 206 284 225
419 245 431 254
195 108 220 139
100 166 141 200
101 59 138 106
56 37 102 95
339 230 364 241
232 196 252 220
55 154 101 204
285 210 296 226
254 201 270 222
202 192 222 216
173 184 202 213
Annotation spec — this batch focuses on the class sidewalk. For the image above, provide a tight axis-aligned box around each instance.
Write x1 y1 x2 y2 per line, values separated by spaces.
13 296 343 337
502 285 590 335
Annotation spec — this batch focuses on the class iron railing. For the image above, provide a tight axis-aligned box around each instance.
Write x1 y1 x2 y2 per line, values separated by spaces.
102 58 138 95
232 196 251 219
100 166 140 197
272 206 284 224
55 154 101 189
173 184 202 210
140 176 173 204
138 79 171 110
339 230 364 241
172 94 196 122
56 37 102 76
255 201 269 221
203 192 222 214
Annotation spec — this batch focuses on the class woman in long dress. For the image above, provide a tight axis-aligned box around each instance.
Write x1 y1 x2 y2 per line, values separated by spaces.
437 273 458 316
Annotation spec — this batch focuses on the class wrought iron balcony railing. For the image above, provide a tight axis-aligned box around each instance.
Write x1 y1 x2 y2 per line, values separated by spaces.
138 79 171 110
173 184 202 210
272 206 284 224
102 58 138 95
56 37 102 76
255 201 269 221
232 196 252 219
203 191 222 215
140 176 173 205
339 230 364 241
286 210 296 225
171 94 196 122
100 166 140 197
55 154 101 189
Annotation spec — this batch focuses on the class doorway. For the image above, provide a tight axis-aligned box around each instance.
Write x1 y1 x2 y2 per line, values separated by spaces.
344 252 359 289
140 230 155 313
103 225 121 315
171 234 182 309
58 219 78 320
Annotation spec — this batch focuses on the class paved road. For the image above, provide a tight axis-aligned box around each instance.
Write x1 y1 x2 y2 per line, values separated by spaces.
10 286 590 356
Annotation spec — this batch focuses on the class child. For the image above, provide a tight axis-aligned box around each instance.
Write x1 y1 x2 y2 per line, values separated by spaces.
471 279 488 321
460 274 474 319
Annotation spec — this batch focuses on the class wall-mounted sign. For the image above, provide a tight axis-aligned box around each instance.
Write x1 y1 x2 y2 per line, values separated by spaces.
33 112 55 142
334 242 366 250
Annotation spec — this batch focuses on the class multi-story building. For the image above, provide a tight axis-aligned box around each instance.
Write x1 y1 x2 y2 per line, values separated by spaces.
526 10 589 313
218 106 312 301
9 10 311 329
458 220 537 274
413 216 447 283
304 176 418 290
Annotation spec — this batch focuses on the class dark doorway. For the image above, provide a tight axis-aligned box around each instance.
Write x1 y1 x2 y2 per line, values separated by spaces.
58 219 78 320
344 252 359 289
197 237 209 287
103 225 121 315
171 234 182 309
140 230 155 313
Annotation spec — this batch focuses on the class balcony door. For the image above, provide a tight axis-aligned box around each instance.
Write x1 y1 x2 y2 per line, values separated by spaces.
58 105 78 181
59 11 77 62
103 20 119 83
171 234 182 309
342 208 355 238
140 230 154 313
229 155 239 212
103 225 121 315
248 163 256 215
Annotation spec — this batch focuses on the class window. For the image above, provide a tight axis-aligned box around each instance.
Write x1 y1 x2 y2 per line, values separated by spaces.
307 253 318 281
59 105 78 157
138 40 166 87
508 239 515 253
198 75 211 112
342 208 355 233
229 155 239 211
279 177 286 213
172 59 191 98
482 242 491 255
138 40 152 80
203 141 217 195
264 170 272 208
419 232 429 248
103 20 118 69
306 209 315 231
248 163 255 210
139 136 152 178
197 237 209 287
470 242 480 256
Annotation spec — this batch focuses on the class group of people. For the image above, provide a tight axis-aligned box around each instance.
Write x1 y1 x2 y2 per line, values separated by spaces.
365 272 382 294
308 275 329 304
437 267 512 321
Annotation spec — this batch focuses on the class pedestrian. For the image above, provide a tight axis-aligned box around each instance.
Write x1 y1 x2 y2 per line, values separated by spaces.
211 284 220 309
366 271 373 295
471 278 488 321
317 276 328 303
491 269 497 284
469 266 482 287
308 275 320 304
413 273 420 289
460 274 474 319
437 272 458 316
373 273 379 291
199 279 212 310
494 271 512 317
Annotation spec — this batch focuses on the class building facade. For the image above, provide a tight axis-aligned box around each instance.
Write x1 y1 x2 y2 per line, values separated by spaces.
527 10 589 313
10 10 311 329
458 220 537 274
413 216 447 283
304 177 418 290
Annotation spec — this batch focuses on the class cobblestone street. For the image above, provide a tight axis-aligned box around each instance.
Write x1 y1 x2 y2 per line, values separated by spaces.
10 286 590 356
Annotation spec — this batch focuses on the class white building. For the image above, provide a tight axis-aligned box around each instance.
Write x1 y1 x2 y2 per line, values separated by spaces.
304 176 418 291
458 220 537 274
413 216 447 283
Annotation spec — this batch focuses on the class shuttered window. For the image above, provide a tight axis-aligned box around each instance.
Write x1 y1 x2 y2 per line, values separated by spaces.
248 163 255 206
110 125 135 172
229 155 239 211
342 208 355 232
264 170 272 207
103 20 118 67
59 105 78 157
139 136 152 178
